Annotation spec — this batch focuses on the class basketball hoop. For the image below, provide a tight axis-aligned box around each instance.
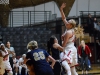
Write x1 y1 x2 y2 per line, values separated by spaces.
0 0 9 5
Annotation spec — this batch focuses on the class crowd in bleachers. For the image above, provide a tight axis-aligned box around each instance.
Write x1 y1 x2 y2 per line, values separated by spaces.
87 14 100 32
0 41 30 75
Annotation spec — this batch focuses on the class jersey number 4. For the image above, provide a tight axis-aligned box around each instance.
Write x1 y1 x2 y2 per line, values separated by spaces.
33 51 45 61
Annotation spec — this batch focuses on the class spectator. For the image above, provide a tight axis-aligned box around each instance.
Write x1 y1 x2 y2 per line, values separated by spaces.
94 17 98 24
93 17 100 31
87 14 94 34
78 40 92 74
87 14 94 26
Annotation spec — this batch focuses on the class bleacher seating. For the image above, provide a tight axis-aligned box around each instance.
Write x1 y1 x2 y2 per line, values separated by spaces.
0 27 59 56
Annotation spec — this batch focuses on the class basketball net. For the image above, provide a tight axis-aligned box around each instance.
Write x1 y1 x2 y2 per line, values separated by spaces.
0 0 9 5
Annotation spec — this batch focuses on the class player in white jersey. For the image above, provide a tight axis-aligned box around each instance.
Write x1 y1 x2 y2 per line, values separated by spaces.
0 48 5 75
0 44 13 75
59 3 83 75
18 54 27 75
13 54 19 75
60 28 78 75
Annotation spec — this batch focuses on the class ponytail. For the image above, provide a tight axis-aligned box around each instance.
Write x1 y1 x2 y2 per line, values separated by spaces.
74 25 84 39
47 35 56 54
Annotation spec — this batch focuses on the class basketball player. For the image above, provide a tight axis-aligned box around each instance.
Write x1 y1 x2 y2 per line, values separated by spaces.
0 44 13 75
24 40 55 75
18 54 27 75
47 35 63 75
0 47 5 75
60 3 79 75
13 54 19 75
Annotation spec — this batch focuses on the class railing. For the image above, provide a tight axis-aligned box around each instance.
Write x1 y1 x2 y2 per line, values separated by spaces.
8 11 52 27
80 11 100 17
80 11 100 31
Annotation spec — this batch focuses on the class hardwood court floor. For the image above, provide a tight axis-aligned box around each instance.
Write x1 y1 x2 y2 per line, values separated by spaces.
77 64 100 75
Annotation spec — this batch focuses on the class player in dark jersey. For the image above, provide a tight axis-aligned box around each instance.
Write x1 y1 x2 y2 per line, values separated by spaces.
24 40 55 75
47 35 63 75
26 60 35 75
